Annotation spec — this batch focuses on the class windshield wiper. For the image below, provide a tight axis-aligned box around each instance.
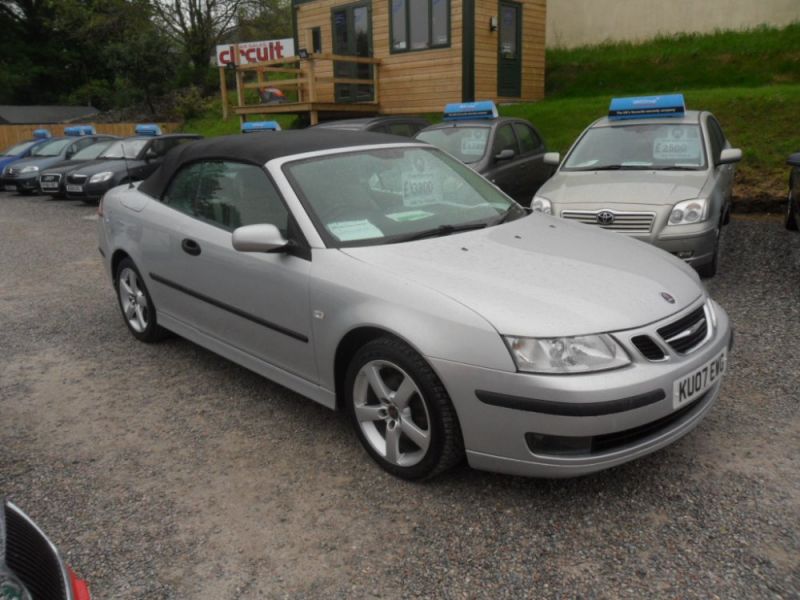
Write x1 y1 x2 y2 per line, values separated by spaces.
587 164 655 171
657 166 699 171
393 221 489 243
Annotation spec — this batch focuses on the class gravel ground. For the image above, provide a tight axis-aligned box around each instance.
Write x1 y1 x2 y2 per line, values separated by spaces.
0 191 798 599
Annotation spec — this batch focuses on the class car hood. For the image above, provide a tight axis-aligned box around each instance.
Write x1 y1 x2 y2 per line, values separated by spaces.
0 156 21 170
71 159 135 176
5 156 63 171
537 170 709 206
341 215 702 337
41 158 108 175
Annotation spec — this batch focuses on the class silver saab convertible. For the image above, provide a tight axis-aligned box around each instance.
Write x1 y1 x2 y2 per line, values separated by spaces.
98 130 732 480
532 95 742 278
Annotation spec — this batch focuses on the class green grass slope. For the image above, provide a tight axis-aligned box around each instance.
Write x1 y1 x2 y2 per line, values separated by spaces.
546 23 800 97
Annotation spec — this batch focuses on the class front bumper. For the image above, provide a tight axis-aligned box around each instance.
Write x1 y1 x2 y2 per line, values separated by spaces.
2 174 39 191
430 298 732 478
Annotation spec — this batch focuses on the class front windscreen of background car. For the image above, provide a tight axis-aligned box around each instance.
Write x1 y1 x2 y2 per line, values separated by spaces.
563 123 707 170
100 139 148 159
71 140 114 160
284 146 516 247
30 138 72 157
416 127 491 164
1 140 37 157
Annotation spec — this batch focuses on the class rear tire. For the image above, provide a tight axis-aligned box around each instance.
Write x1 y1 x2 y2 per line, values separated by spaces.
114 258 168 342
696 226 720 279
785 188 798 231
345 337 464 480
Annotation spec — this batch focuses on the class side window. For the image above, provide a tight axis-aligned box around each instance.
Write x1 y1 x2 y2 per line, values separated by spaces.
164 161 290 233
492 124 518 156
387 123 415 137
513 123 542 155
707 118 725 164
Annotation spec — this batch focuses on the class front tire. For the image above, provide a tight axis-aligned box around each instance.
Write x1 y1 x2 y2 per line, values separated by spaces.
696 226 720 279
345 337 464 480
114 258 168 342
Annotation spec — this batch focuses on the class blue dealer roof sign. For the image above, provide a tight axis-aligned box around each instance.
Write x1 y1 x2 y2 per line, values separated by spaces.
443 101 499 121
241 121 281 133
608 94 686 121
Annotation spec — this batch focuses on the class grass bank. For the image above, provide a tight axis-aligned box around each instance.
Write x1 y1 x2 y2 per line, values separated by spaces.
546 23 800 98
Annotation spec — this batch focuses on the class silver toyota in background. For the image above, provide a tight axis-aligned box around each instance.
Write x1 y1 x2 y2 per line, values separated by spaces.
533 95 742 278
98 130 732 480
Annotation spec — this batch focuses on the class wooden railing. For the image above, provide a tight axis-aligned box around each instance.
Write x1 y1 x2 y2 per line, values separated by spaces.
222 53 381 123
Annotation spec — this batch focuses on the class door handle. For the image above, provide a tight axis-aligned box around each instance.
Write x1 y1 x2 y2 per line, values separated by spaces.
181 238 201 256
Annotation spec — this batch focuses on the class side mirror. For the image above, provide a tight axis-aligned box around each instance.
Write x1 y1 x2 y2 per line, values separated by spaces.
787 152 800 168
543 152 561 166
718 148 742 165
144 148 159 160
232 224 289 253
495 148 515 161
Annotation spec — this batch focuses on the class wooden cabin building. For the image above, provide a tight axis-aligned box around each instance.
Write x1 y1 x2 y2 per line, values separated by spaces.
229 1 545 123
294 0 545 113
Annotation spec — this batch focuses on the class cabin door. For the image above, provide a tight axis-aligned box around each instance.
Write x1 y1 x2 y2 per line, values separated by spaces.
332 2 373 103
497 1 522 97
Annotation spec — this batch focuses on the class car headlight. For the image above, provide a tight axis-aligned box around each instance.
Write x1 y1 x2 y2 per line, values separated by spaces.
504 334 630 374
669 198 708 225
20 165 39 174
89 171 114 184
531 196 552 214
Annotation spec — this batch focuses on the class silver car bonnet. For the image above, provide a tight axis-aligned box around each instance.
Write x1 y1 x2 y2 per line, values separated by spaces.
341 214 703 338
538 170 708 206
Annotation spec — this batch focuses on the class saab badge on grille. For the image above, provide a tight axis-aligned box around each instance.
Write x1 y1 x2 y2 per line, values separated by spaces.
661 292 676 304
596 210 615 225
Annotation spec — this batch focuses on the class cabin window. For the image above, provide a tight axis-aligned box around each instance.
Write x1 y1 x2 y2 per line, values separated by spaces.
311 27 322 54
390 0 450 52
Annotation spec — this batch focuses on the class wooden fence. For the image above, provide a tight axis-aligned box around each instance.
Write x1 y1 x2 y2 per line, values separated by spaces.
0 122 181 149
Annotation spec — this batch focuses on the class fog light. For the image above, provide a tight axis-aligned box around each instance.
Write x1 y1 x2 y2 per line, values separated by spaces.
676 250 694 259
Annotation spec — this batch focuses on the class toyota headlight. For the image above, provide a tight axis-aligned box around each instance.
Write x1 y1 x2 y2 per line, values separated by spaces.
20 165 39 174
89 171 114 184
504 334 630 374
669 198 708 225
531 196 552 214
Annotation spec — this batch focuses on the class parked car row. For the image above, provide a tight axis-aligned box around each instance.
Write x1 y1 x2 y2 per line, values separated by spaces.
0 125 200 202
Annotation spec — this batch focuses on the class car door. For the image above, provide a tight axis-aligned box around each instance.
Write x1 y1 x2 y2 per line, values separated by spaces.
484 123 521 199
512 122 551 200
705 117 734 221
141 160 316 381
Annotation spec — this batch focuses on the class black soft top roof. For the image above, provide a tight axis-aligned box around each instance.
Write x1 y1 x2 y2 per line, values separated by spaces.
139 129 406 198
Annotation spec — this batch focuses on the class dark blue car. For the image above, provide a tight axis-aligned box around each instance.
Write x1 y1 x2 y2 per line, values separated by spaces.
0 130 52 181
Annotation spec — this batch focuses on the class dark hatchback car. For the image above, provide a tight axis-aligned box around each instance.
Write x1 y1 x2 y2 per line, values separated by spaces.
39 138 117 198
0 131 52 175
786 152 800 231
312 116 430 137
415 102 553 205
65 134 201 203
2 131 115 195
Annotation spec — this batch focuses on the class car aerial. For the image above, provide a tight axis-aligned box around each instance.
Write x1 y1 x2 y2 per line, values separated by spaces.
531 94 742 278
65 125 201 204
1 498 91 599
311 115 430 137
415 101 554 205
785 151 800 231
38 138 118 198
1 126 115 195
98 130 733 481
0 129 53 175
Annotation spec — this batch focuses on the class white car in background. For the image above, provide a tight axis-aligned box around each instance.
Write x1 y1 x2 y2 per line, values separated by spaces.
533 95 742 278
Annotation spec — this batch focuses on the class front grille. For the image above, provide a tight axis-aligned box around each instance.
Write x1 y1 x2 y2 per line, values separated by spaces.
40 173 62 183
560 210 655 234
67 174 87 184
658 306 708 354
3 501 69 600
525 389 710 457
632 335 666 360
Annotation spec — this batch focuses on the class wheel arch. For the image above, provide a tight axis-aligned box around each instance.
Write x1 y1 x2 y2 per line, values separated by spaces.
110 249 132 282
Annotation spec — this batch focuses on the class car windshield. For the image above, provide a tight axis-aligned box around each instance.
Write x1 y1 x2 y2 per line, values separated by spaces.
72 141 113 160
563 123 707 170
284 146 523 248
2 141 36 157
31 138 72 157
100 139 148 159
416 126 490 164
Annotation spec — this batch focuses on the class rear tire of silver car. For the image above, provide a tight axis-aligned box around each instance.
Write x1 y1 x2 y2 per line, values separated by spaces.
696 226 720 279
785 189 798 231
114 258 168 343
345 337 464 480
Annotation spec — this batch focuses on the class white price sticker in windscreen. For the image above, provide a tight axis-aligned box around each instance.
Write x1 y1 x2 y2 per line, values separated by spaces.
460 129 488 157
653 128 701 161
402 157 441 207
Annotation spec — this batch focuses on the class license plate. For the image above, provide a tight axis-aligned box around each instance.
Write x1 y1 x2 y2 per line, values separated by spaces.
66 184 83 193
673 350 726 409
4 184 16 192
41 182 58 190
